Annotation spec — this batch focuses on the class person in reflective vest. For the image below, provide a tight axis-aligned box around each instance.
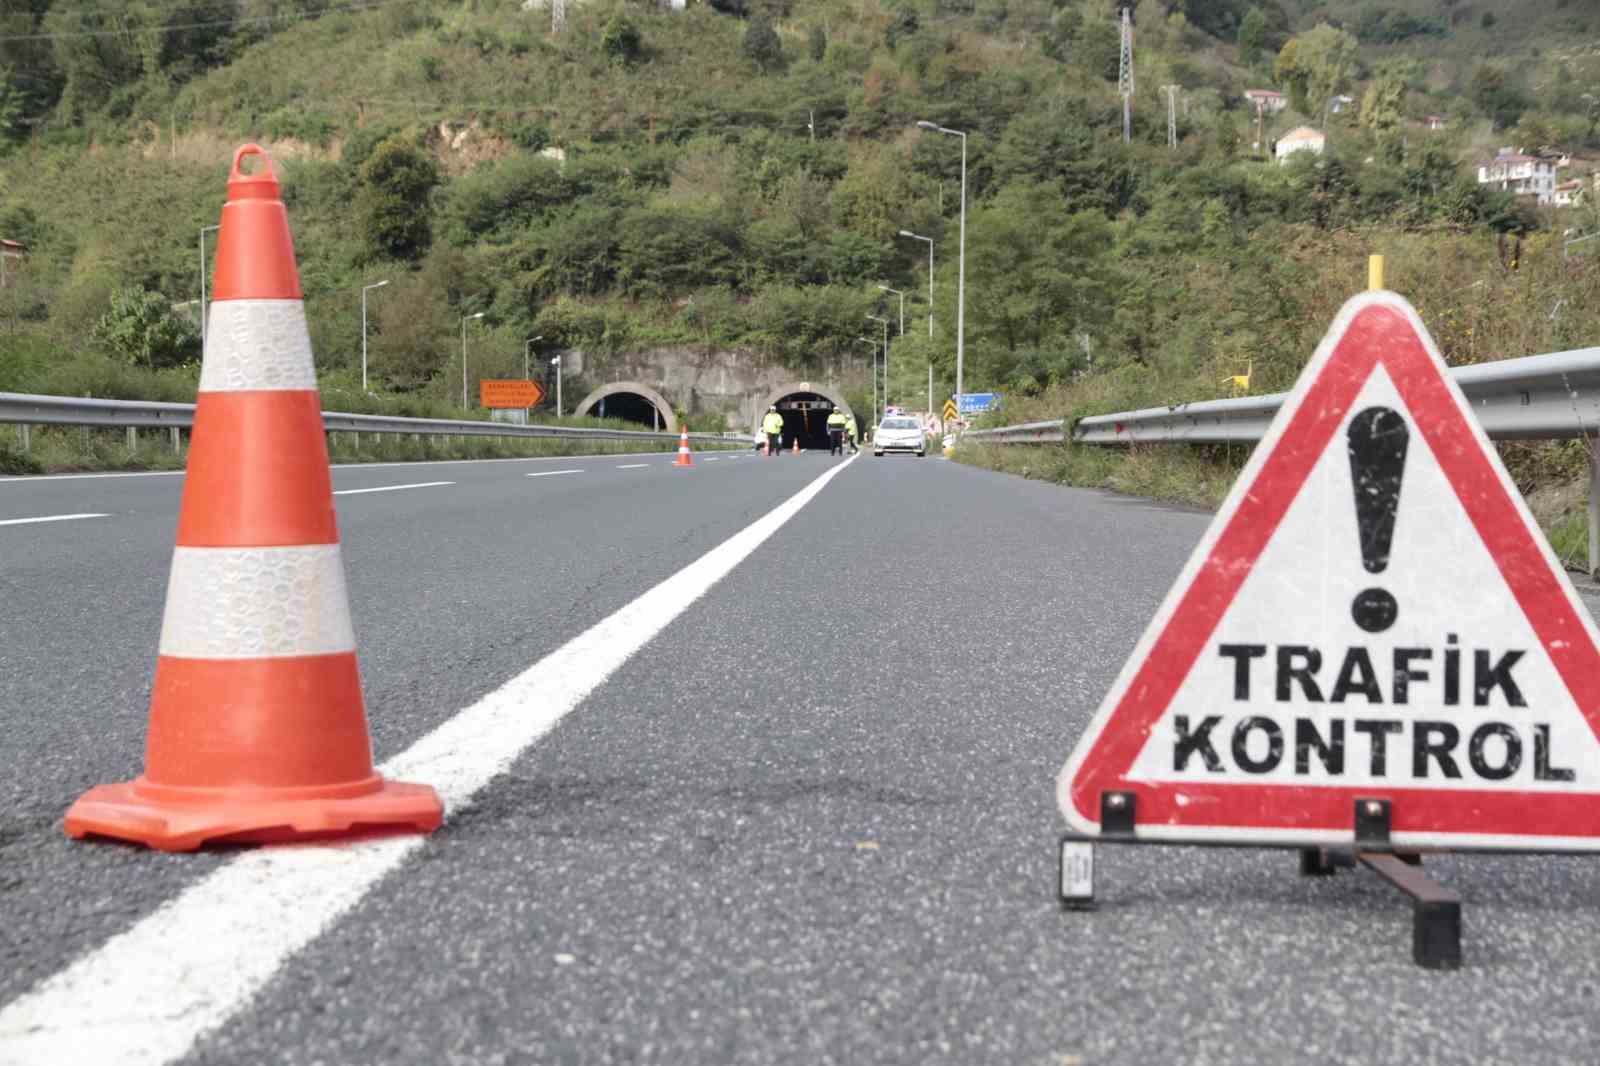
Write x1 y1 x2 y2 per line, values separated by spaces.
761 406 785 456
844 414 858 453
826 407 847 455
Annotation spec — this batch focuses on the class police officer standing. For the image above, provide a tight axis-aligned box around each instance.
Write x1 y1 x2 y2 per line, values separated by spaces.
761 405 785 456
844 412 859 454
826 405 847 456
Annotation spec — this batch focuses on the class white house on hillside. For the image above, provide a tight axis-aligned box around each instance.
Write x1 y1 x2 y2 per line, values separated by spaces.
1244 89 1288 114
1478 147 1557 204
1275 126 1326 163
1554 179 1585 208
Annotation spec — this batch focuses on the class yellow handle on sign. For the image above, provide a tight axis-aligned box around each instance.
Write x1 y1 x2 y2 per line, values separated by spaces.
1368 255 1385 292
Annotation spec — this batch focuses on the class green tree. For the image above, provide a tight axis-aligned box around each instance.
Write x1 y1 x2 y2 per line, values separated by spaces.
964 182 1116 357
93 287 200 370
1360 76 1406 153
356 136 440 262
1238 8 1266 67
742 16 785 73
807 25 827 62
601 15 643 65
1274 23 1357 119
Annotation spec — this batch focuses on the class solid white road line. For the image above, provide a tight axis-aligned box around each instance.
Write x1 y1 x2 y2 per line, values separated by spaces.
0 454 857 1066
616 463 648 469
331 481 453 497
0 513 108 527
525 469 583 478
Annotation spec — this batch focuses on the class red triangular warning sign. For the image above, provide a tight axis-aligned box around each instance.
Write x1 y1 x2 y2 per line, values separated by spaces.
1058 292 1600 850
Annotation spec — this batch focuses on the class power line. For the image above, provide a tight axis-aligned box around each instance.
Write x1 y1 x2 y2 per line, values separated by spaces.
0 0 421 43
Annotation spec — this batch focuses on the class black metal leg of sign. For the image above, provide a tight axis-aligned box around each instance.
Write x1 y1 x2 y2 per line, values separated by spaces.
1101 791 1136 840
1299 848 1337 876
1354 798 1392 851
1360 853 1463 971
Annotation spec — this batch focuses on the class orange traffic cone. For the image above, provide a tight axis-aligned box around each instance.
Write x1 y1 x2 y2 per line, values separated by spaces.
792 437 801 455
64 145 443 851
673 427 693 467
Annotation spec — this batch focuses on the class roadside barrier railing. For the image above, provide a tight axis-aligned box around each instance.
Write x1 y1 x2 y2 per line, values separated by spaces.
962 344 1600 572
0 392 749 454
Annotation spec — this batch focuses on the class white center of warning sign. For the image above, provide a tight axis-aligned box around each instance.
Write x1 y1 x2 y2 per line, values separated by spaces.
1126 363 1600 791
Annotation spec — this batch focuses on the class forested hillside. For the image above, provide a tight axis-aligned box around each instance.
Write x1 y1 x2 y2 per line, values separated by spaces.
0 0 1596 436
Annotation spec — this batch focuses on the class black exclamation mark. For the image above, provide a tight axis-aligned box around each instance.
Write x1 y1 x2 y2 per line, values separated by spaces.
1347 406 1408 634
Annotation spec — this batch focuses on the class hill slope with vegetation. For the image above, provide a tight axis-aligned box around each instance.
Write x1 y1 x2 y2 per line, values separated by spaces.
0 0 1596 487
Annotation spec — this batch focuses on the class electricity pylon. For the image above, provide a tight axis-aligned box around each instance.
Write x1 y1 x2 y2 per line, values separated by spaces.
1163 85 1180 148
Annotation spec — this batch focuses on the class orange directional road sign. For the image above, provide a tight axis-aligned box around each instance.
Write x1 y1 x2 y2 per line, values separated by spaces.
480 379 545 409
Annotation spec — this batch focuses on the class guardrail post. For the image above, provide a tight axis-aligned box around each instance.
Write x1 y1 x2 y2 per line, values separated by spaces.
127 426 137 453
1590 447 1600 578
171 427 181 454
18 424 28 454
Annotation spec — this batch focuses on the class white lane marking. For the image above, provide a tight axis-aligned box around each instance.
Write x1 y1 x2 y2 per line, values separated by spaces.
703 457 719 462
331 481 453 497
525 470 583 478
616 463 648 469
0 454 857 1065
0 450 747 485
0 513 108 527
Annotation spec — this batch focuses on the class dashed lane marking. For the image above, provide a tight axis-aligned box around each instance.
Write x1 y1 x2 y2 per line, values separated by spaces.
0 513 109 527
525 470 584 478
0 454 859 1066
332 481 453 496
616 463 649 469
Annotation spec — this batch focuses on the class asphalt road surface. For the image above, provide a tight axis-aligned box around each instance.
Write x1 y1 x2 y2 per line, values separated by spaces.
3 449 1600 1065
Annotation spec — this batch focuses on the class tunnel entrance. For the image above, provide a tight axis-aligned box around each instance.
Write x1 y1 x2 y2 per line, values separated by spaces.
594 391 667 429
774 392 839 451
574 382 677 432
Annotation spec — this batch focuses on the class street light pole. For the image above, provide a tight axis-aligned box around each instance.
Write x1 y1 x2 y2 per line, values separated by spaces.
461 311 484 409
550 354 563 416
361 280 389 392
857 337 877 423
199 224 219 350
867 314 889 419
897 230 935 340
877 285 905 336
916 121 967 411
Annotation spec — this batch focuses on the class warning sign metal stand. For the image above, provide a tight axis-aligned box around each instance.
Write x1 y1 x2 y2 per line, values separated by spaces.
1054 285 1600 972
1057 795 1463 970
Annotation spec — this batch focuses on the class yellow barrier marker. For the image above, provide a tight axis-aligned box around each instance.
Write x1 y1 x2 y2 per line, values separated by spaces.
1368 254 1385 292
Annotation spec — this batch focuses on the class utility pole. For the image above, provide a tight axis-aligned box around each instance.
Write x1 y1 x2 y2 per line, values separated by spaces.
1255 99 1266 158
552 0 566 33
808 109 815 142
1119 7 1134 145
1163 85 1180 148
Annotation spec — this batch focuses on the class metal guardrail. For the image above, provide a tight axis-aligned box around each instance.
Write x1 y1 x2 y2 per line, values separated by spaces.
963 344 1600 574
0 392 747 451
961 346 1600 447
1071 345 1600 445
961 419 1067 444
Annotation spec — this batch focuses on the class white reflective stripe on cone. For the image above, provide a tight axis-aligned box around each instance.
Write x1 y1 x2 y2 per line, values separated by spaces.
199 300 317 392
158 545 357 659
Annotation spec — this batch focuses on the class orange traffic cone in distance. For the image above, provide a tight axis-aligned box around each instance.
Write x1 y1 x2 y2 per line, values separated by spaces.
673 427 693 467
792 437 801 455
63 145 443 851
